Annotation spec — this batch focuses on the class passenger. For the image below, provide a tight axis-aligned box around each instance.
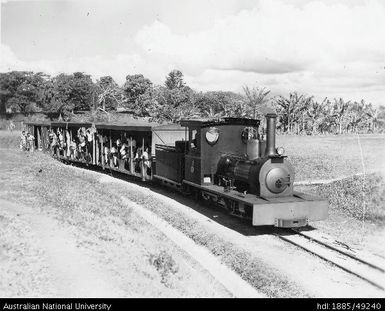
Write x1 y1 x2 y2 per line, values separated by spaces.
26 132 35 152
78 133 86 160
70 140 77 159
50 130 58 156
9 121 15 133
142 147 151 177
19 130 27 150
58 129 65 155
120 143 128 160
104 146 110 165
120 143 129 170
116 139 122 159
85 129 93 162
134 147 142 173
110 146 118 167
65 130 71 157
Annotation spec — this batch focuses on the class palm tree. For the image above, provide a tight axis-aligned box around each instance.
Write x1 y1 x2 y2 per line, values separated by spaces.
331 98 350 134
275 92 312 134
306 97 329 135
243 85 271 119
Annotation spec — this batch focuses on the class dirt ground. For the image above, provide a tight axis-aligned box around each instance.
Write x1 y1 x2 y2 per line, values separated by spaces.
0 131 384 297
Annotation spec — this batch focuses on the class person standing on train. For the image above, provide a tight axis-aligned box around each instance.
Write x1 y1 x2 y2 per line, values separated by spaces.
20 130 27 150
26 132 35 152
142 147 151 177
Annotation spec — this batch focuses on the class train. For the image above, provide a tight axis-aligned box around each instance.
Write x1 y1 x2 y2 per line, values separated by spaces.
25 113 328 228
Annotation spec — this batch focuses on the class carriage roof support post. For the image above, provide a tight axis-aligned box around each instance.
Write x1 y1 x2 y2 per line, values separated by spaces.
92 130 96 165
101 132 105 169
141 137 145 181
109 130 112 149
37 126 41 150
129 136 134 175
109 129 112 167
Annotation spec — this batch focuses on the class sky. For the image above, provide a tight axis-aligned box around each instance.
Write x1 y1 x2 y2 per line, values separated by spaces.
1 0 385 106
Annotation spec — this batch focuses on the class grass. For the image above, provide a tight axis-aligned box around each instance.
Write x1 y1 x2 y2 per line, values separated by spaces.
317 173 385 224
277 134 385 181
0 211 54 297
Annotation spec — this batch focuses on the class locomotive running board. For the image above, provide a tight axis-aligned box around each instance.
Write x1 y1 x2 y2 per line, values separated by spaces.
182 180 328 227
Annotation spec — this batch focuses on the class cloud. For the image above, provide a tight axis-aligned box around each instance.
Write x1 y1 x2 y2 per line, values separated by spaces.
132 0 385 104
135 0 385 73
1 0 385 106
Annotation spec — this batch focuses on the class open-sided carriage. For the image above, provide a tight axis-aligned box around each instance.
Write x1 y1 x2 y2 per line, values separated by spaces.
25 119 187 181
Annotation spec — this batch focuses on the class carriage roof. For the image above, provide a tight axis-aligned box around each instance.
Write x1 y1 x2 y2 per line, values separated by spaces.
180 117 260 128
24 121 52 127
27 119 186 133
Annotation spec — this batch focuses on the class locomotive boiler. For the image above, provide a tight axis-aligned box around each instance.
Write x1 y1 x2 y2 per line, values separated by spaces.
216 113 295 198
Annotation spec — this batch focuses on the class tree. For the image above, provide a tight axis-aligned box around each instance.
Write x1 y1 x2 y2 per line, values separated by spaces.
194 91 248 118
165 70 185 90
44 72 95 117
122 74 152 111
305 98 329 135
331 98 350 134
149 86 200 122
95 76 123 111
69 72 95 111
0 71 50 113
275 92 312 134
243 85 272 119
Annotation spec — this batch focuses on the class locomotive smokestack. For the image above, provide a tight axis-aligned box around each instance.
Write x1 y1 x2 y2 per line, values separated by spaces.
265 113 277 157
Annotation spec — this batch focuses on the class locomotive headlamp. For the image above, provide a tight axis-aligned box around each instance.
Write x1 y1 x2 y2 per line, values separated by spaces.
206 127 219 145
276 146 285 156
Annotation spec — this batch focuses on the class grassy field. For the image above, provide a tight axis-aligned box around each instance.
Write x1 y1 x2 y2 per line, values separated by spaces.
277 134 385 181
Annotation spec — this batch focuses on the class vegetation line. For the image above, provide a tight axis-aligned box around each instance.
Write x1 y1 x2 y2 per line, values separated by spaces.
1 70 384 133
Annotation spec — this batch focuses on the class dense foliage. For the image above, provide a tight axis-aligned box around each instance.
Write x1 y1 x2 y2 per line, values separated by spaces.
1 70 384 133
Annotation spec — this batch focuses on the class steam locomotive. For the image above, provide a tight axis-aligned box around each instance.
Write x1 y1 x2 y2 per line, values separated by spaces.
26 113 328 228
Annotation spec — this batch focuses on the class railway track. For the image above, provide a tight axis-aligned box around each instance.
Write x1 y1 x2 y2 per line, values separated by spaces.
276 228 385 291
